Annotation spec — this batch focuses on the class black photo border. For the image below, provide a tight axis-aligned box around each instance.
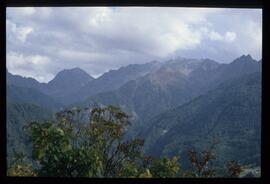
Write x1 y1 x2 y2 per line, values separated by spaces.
0 0 268 184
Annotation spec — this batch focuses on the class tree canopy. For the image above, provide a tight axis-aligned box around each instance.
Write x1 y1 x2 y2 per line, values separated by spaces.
8 105 242 178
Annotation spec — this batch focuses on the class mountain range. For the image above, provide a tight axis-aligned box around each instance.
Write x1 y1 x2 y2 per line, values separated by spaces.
141 72 261 170
6 54 262 174
78 55 261 122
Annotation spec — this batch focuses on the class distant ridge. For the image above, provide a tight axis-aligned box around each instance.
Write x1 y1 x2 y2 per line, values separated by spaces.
47 67 94 97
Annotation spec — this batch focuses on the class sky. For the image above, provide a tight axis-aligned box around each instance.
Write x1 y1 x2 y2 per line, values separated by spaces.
6 7 262 82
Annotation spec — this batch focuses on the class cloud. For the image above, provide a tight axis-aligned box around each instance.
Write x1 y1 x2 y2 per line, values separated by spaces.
225 32 236 42
208 31 236 42
7 7 36 17
171 9 261 63
209 31 223 41
7 51 54 82
6 7 262 82
6 20 34 42
16 26 33 42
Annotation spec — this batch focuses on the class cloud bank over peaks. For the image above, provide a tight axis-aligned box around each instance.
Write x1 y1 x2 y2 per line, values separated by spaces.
6 7 262 82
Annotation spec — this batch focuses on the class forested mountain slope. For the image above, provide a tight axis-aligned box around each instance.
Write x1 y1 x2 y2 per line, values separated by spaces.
7 102 53 166
141 72 261 169
77 55 261 124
